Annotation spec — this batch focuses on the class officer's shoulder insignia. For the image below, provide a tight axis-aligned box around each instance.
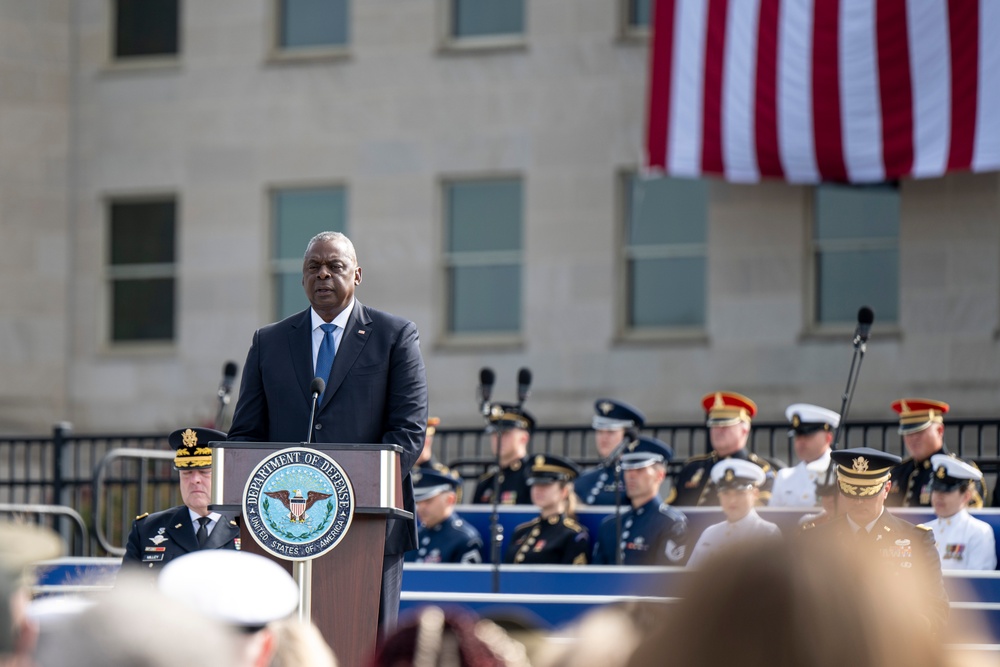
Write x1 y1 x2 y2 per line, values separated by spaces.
564 518 584 533
686 453 712 463
135 512 149 521
476 469 495 482
515 518 540 532
916 524 932 532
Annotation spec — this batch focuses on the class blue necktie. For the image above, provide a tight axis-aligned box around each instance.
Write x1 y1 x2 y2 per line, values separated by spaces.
314 323 337 399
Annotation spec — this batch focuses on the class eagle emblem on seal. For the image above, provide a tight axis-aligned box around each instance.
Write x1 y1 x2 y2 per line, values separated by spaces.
264 489 332 523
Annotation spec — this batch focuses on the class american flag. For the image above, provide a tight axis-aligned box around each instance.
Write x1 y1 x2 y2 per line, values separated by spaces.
645 0 1000 183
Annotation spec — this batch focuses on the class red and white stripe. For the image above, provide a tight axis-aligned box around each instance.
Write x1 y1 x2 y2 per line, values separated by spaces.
646 0 1000 183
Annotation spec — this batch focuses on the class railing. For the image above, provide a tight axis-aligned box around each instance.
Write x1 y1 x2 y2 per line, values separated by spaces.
0 418 997 556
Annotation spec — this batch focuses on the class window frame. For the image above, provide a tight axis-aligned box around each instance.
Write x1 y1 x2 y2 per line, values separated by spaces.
267 0 351 64
268 182 350 322
437 0 528 54
437 173 525 348
804 183 902 338
617 0 652 43
107 0 182 69
104 193 179 349
616 169 710 343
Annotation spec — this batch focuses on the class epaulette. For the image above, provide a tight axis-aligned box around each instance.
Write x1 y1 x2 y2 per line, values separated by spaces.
476 469 496 482
684 453 713 463
514 517 541 532
563 518 584 533
135 512 149 521
748 453 772 471
916 524 932 532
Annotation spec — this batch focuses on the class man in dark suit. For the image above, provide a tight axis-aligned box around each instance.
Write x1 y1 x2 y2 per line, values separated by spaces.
228 231 428 632
122 427 240 571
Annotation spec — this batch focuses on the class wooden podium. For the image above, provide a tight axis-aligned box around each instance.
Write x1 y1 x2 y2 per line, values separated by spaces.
209 441 409 667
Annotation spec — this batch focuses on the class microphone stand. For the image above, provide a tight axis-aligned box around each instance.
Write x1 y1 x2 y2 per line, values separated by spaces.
214 386 232 431
486 406 505 594
604 433 633 565
823 330 869 515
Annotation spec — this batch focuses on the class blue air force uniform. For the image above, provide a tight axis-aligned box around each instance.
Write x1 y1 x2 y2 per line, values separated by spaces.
408 469 484 564
121 427 239 571
592 437 689 565
407 514 484 564
577 399 645 506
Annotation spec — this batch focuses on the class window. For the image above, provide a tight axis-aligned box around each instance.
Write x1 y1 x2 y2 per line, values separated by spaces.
271 186 348 320
621 0 652 38
113 0 180 59
276 0 349 51
444 178 522 334
449 0 524 40
107 198 177 342
623 174 708 330
812 184 899 326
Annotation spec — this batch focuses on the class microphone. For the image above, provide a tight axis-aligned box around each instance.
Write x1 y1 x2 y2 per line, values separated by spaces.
853 306 875 346
306 377 325 443
516 367 532 406
218 361 238 400
479 367 495 415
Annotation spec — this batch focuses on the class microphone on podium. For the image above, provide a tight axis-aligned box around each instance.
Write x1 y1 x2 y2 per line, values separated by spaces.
305 377 325 444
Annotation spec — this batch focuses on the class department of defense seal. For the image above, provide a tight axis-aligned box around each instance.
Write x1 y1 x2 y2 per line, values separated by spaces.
242 447 355 561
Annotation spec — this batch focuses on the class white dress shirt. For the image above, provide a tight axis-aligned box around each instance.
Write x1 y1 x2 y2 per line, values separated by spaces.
924 509 997 571
687 509 782 568
310 299 354 371
187 509 222 538
769 451 831 507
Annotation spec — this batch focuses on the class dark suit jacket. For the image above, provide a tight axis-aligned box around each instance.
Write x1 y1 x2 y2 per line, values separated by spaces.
122 506 239 571
228 302 428 555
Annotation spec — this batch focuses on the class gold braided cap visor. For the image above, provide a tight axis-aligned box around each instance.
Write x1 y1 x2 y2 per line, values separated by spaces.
706 408 751 427
897 411 944 435
836 463 893 497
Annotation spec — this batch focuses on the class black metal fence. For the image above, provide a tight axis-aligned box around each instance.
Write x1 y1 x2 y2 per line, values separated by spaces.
1 419 997 556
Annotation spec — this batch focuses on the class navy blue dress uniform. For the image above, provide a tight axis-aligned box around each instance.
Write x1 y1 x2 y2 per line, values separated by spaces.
504 455 591 565
406 469 484 564
472 404 535 505
886 398 987 508
593 438 690 565
122 428 240 571
575 399 645 505
669 391 775 507
804 448 950 632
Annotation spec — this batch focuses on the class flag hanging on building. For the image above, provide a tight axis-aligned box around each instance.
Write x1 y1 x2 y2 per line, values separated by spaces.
645 0 1000 183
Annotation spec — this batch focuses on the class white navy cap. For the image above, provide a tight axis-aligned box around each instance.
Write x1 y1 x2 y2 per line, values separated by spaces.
929 454 982 491
785 403 840 435
710 458 766 489
158 550 298 631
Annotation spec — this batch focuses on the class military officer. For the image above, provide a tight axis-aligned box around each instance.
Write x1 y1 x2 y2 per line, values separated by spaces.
921 455 997 570
592 437 690 565
804 447 950 632
687 459 782 568
886 398 987 508
574 399 644 506
472 404 534 505
669 392 775 506
122 427 240 571
406 469 484 564
770 403 839 507
504 454 590 565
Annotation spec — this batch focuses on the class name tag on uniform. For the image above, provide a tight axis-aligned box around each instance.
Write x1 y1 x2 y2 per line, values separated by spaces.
142 553 165 562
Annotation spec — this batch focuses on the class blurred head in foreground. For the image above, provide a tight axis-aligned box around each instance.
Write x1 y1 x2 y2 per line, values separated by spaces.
626 538 990 667
370 606 530 667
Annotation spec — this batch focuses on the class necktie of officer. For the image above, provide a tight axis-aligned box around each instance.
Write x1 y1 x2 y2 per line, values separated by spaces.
196 516 211 547
314 323 338 399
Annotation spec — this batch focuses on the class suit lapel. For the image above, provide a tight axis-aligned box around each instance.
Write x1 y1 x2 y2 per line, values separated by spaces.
287 309 315 402
320 301 372 410
203 515 239 550
167 507 199 553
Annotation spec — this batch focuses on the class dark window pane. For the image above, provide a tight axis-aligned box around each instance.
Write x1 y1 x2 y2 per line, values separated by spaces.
110 201 176 265
627 175 707 246
114 0 179 58
629 0 652 28
815 184 899 240
274 188 347 260
453 0 524 38
816 249 898 324
274 273 309 320
280 0 349 48
446 180 522 253
449 265 520 332
112 278 175 341
629 257 706 327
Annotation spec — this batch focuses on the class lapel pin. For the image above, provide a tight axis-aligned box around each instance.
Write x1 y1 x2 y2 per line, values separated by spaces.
358 329 366 335
174 523 182 529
